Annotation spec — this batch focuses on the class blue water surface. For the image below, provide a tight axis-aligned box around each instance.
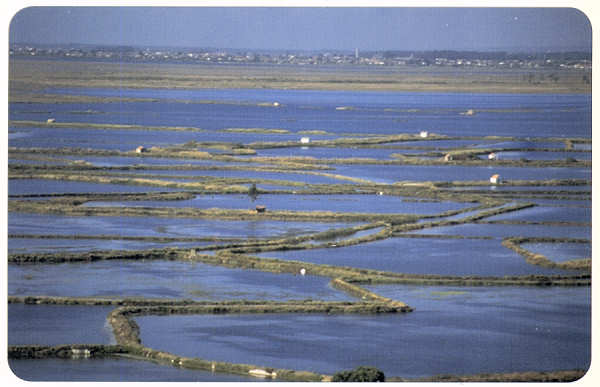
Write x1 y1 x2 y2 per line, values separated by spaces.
10 89 591 138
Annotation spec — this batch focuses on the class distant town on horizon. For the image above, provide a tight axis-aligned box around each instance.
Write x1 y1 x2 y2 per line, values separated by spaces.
9 42 592 70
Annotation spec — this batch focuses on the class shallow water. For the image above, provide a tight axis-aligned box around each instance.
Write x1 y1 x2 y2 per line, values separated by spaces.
387 139 501 148
9 178 178 195
83 193 472 215
8 86 592 380
17 89 589 138
473 140 569 149
61 155 236 166
573 143 591 150
8 124 336 151
520 242 591 263
258 237 569 276
484 150 591 161
8 158 69 166
109 168 350 184
7 237 209 254
8 304 115 346
11 90 591 140
445 185 591 192
8 260 350 301
9 357 260 382
8 212 356 239
135 284 590 377
527 198 590 207
484 205 591 223
333 164 591 183
255 146 421 160
410 222 591 239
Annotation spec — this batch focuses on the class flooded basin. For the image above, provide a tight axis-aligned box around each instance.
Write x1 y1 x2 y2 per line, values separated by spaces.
7 237 209 254
445 185 591 192
254 146 421 160
527 199 590 207
386 139 501 148
8 260 351 302
9 158 70 166
8 304 115 346
473 140 569 149
484 205 591 223
9 357 260 382
61 155 234 167
135 284 590 378
110 168 348 184
83 194 473 215
258 237 570 276
8 212 357 239
410 223 591 239
333 164 591 183
9 178 178 195
520 242 591 263
8 126 210 151
483 150 591 161
8 124 339 151
24 89 590 138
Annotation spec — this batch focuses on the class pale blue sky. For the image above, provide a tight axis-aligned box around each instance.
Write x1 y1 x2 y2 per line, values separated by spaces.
9 7 592 51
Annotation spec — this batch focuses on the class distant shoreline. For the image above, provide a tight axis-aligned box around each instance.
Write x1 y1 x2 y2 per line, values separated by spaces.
9 58 591 96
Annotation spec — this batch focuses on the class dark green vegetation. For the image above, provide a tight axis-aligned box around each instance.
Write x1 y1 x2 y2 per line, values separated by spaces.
332 366 386 382
7 59 591 381
391 369 587 382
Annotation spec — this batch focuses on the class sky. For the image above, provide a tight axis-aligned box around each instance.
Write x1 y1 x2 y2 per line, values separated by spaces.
8 6 593 52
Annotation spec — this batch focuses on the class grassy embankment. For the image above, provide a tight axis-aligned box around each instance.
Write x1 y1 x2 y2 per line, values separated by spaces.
9 59 592 95
7 341 326 381
7 343 586 382
8 343 585 382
